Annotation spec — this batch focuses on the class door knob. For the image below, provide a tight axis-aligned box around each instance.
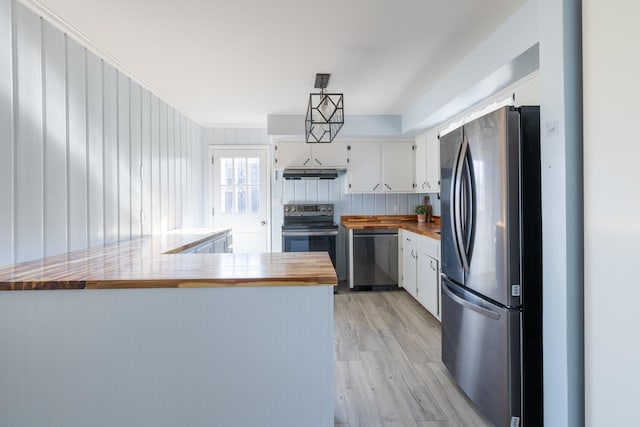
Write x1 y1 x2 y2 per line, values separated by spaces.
260 221 266 226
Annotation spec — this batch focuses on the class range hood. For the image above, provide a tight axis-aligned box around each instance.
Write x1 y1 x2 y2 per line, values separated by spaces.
282 168 339 180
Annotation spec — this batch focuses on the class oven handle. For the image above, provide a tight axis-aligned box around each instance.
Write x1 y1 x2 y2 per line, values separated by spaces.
281 230 339 237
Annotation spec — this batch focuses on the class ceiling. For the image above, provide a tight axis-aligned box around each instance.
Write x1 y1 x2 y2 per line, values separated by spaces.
31 0 526 127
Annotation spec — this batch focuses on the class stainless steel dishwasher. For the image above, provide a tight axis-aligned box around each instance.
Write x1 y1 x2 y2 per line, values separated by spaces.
352 228 399 290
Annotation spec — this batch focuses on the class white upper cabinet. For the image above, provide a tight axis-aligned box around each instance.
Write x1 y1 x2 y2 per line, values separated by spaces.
347 141 415 193
415 133 427 192
425 130 440 192
273 142 309 168
382 142 415 192
414 129 440 193
347 142 381 192
310 142 348 168
273 141 347 169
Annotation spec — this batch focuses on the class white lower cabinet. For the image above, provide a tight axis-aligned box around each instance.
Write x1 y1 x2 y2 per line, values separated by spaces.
401 230 417 298
401 229 441 320
417 253 439 319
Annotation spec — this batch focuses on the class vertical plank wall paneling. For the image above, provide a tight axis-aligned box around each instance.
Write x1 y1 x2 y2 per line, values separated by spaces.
117 72 131 241
167 108 175 230
87 51 104 247
66 36 87 251
14 4 43 262
0 3 204 266
140 88 152 235
130 82 142 238
176 113 183 228
0 0 13 265
150 94 161 235
42 20 67 257
159 102 168 230
102 61 118 244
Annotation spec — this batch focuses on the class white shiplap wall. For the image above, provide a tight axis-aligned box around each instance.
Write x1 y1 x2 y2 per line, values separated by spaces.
0 1 204 266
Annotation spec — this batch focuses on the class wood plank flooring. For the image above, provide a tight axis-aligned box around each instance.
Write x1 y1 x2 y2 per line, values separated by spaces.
334 288 493 427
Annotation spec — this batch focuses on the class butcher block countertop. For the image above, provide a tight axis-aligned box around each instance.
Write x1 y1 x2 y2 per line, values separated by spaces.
341 215 441 240
0 229 337 291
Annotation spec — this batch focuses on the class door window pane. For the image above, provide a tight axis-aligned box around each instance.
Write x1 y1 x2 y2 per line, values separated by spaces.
249 186 259 213
236 187 247 213
248 158 259 185
222 186 233 213
234 158 246 185
221 158 233 185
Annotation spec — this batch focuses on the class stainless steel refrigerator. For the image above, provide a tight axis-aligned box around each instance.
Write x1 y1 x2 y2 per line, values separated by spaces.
440 106 542 427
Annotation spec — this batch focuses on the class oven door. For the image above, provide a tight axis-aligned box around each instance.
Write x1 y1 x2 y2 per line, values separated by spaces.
282 230 338 268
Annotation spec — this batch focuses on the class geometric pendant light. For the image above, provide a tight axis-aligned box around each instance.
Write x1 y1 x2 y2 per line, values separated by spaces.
305 73 344 143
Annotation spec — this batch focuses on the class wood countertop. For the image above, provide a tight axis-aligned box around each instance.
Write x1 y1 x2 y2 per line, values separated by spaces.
341 215 441 240
0 229 337 291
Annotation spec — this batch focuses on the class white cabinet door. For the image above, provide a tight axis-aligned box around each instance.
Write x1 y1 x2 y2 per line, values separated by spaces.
273 142 310 168
416 234 441 320
347 142 381 193
402 231 418 299
310 142 348 168
417 252 439 319
382 141 415 192
415 133 427 192
425 130 440 192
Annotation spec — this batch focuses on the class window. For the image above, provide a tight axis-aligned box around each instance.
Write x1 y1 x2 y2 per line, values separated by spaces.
220 157 260 214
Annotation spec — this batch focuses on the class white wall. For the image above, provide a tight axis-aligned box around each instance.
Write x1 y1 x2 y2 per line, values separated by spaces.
0 1 204 267
583 1 640 425
538 0 584 425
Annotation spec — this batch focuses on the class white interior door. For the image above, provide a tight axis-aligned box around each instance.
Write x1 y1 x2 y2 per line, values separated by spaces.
210 147 268 253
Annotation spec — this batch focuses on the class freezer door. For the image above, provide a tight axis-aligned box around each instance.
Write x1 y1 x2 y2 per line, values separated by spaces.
439 127 464 285
463 107 521 307
441 278 521 427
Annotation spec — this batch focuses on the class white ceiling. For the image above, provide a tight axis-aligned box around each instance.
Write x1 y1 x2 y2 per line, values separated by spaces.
31 0 525 126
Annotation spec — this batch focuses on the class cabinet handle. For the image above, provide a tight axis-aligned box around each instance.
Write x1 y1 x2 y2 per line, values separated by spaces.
406 237 411 242
410 249 415 258
430 260 436 271
422 182 426 189
314 158 322 165
303 158 310 165
426 181 431 188
385 184 392 190
372 183 380 191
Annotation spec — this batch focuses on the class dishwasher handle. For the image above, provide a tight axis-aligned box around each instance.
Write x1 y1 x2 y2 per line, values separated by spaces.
354 233 398 238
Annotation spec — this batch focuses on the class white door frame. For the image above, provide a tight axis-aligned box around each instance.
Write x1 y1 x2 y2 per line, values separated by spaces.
207 145 271 252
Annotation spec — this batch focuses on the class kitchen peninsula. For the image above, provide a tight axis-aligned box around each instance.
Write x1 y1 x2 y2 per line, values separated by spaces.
0 230 336 427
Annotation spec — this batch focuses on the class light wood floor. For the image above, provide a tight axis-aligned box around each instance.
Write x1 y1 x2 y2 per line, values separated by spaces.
334 288 493 427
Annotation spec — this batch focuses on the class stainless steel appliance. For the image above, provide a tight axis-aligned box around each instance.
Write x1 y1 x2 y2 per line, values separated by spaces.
282 203 338 269
440 106 542 427
352 228 398 290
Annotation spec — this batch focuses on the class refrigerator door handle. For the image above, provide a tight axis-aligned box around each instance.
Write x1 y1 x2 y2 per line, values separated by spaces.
450 137 465 271
442 282 501 320
454 137 470 272
461 145 475 264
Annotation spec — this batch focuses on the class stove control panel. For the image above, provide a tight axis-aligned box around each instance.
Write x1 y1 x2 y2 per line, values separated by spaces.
284 203 334 216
